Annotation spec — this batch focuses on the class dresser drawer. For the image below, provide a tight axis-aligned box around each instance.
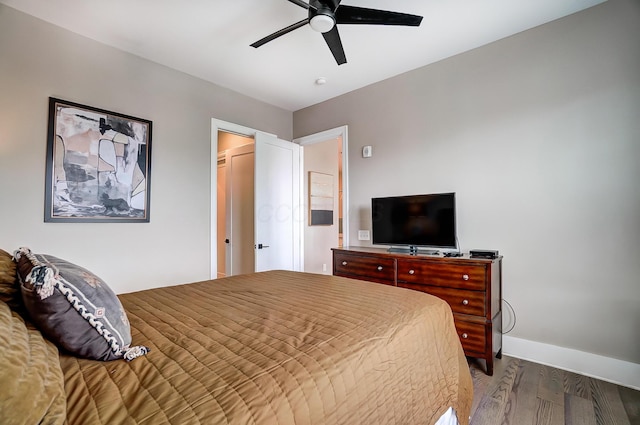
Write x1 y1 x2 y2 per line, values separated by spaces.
397 259 486 290
454 320 486 354
397 283 485 316
333 252 395 285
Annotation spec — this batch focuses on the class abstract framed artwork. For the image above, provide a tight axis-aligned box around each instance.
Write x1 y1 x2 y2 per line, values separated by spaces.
45 98 152 222
309 171 334 226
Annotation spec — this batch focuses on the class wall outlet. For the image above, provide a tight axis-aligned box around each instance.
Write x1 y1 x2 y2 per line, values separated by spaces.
358 230 370 241
322 264 327 272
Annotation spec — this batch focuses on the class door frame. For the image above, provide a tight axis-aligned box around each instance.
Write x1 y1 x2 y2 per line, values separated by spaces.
293 125 349 263
210 119 278 279
211 120 346 278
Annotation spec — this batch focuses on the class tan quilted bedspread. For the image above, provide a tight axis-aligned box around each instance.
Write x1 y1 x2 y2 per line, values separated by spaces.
59 270 472 425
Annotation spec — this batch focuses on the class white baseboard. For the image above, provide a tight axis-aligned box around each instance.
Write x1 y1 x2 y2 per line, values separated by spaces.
503 336 640 390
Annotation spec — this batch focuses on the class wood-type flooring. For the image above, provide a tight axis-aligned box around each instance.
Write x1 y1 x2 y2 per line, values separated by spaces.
468 356 640 425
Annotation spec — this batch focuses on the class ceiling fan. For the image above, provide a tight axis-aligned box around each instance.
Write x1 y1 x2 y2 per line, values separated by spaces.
251 0 423 65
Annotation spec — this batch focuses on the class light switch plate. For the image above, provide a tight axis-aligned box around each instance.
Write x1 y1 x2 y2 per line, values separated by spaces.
358 230 370 241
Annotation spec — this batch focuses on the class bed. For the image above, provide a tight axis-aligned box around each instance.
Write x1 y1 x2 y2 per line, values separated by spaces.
0 248 472 425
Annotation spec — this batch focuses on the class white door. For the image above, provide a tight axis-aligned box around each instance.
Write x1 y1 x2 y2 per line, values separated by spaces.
225 144 255 275
254 132 301 272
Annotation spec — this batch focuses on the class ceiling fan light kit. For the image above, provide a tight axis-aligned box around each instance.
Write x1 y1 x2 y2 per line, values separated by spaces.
309 12 335 33
251 0 423 65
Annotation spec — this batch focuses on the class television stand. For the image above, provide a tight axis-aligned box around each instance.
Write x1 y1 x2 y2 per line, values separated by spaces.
388 246 439 255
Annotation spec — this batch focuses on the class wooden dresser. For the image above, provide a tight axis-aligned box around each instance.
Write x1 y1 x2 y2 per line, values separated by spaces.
332 246 502 375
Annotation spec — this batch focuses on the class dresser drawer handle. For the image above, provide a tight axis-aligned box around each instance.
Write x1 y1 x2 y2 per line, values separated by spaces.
377 266 383 271
462 299 469 306
461 333 468 339
462 274 469 281
342 261 347 266
408 270 415 275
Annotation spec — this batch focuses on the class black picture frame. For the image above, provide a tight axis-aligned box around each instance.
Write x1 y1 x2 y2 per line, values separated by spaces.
45 98 152 223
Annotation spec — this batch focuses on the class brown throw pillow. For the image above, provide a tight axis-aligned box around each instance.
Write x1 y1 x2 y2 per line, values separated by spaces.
14 247 149 361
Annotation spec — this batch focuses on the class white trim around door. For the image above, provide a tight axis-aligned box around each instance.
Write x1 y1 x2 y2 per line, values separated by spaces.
294 125 349 250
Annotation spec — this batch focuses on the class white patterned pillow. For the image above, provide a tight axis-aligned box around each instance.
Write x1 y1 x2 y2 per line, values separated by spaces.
14 247 148 361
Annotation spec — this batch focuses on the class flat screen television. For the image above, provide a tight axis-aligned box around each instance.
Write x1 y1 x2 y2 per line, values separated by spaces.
371 192 457 252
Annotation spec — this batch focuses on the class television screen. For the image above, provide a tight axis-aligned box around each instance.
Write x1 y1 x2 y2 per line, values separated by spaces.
371 193 456 250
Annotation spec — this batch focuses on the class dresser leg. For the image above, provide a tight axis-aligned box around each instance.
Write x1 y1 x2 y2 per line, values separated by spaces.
486 357 494 376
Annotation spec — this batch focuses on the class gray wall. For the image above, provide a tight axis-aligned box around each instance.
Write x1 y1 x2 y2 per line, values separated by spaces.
294 0 640 364
0 5 292 294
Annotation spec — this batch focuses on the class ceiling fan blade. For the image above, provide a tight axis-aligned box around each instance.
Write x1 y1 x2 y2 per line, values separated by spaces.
322 26 347 65
335 5 423 26
310 0 341 12
250 19 309 48
286 0 312 10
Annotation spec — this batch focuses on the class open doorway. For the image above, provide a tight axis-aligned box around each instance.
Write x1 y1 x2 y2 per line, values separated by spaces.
216 131 254 278
294 126 349 274
211 119 302 279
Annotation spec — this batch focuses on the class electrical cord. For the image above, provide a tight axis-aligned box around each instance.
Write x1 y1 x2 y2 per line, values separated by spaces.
501 299 516 334
452 237 515 334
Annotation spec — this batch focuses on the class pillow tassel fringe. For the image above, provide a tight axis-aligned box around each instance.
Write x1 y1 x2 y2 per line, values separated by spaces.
30 266 56 300
123 345 150 362
14 247 56 300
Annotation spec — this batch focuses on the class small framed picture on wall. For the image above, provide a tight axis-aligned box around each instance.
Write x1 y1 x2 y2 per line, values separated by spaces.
309 171 334 226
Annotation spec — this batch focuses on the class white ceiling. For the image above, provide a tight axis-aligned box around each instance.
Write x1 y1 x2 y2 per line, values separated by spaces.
1 0 605 111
